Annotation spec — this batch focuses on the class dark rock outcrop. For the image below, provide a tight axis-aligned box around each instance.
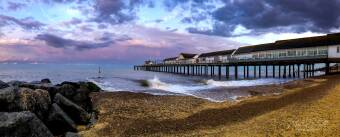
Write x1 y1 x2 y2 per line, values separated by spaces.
0 87 51 120
0 80 9 89
54 93 90 124
41 78 51 84
58 82 101 111
7 80 27 87
0 111 53 137
46 103 77 135
0 87 18 111
1 79 101 136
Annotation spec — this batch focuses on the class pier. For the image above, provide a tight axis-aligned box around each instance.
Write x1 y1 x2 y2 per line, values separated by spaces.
134 33 340 80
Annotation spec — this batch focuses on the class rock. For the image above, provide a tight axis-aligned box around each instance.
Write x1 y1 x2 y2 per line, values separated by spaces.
30 81 42 84
65 132 80 137
0 80 9 89
46 103 77 135
19 83 58 100
17 88 51 120
79 82 101 92
58 82 101 111
0 87 20 111
41 78 51 84
0 87 51 120
59 81 80 89
58 84 78 99
7 80 27 87
54 93 90 124
0 111 53 137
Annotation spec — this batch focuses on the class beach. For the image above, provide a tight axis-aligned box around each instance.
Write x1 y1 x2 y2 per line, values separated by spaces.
80 75 340 137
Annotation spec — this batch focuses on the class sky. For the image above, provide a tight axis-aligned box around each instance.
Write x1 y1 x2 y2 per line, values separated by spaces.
0 0 340 64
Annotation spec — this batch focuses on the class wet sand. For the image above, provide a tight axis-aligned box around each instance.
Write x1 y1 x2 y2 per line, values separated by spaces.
80 75 340 137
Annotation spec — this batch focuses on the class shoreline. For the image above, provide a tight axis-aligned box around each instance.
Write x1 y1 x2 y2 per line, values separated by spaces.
80 75 340 136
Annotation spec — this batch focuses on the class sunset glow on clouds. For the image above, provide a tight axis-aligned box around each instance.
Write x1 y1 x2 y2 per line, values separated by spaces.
0 0 339 64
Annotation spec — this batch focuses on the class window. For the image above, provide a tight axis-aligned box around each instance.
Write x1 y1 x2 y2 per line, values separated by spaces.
287 50 296 57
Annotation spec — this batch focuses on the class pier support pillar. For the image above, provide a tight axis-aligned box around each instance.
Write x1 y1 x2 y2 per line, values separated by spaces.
279 65 281 78
288 65 291 78
273 65 275 78
293 65 296 78
246 66 249 78
226 66 229 79
218 65 222 80
235 65 238 79
312 64 315 76
297 64 300 78
259 66 261 78
283 65 287 78
325 62 329 75
243 66 246 79
265 65 268 78
254 65 257 78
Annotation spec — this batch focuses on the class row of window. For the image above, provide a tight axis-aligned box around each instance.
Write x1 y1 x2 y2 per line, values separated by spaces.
251 47 328 59
162 47 333 64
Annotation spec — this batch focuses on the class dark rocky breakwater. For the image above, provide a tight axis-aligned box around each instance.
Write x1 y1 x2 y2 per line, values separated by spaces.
0 79 101 137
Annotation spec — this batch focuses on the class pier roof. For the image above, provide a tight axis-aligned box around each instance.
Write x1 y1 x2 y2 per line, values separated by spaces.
163 57 177 61
236 43 274 54
199 49 236 57
235 33 340 54
179 53 197 59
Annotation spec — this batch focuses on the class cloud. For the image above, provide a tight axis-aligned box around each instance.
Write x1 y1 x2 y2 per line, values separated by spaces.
92 0 154 24
6 2 26 11
0 15 45 30
61 17 83 27
35 34 113 50
182 0 340 36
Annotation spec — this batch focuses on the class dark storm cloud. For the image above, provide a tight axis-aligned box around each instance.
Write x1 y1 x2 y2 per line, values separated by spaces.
92 0 154 24
35 34 113 50
7 2 26 11
0 15 45 30
183 0 340 36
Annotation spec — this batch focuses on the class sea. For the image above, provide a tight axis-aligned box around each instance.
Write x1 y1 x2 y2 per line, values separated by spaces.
0 63 322 102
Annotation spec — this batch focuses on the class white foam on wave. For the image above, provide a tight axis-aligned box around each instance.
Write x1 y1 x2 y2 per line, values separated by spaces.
147 76 209 94
204 78 290 87
147 76 291 93
87 78 123 91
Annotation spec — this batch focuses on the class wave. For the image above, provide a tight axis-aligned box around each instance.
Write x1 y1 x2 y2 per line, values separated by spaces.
146 76 208 94
202 78 291 87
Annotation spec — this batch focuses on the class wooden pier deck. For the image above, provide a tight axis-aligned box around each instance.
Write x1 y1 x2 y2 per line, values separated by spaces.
134 58 340 80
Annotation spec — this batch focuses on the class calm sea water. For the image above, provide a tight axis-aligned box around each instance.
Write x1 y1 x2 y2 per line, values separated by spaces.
0 63 313 101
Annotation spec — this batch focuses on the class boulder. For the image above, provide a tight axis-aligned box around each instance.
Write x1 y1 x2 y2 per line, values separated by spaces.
65 132 80 137
19 83 58 100
0 87 20 111
59 81 80 89
0 87 51 120
30 81 42 84
0 111 53 137
41 78 51 84
17 88 51 120
54 93 90 124
58 82 101 111
0 80 9 89
7 80 27 87
46 103 77 135
58 84 78 99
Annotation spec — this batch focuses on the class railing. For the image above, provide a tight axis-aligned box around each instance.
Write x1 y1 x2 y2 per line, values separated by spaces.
229 55 328 63
143 55 328 66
